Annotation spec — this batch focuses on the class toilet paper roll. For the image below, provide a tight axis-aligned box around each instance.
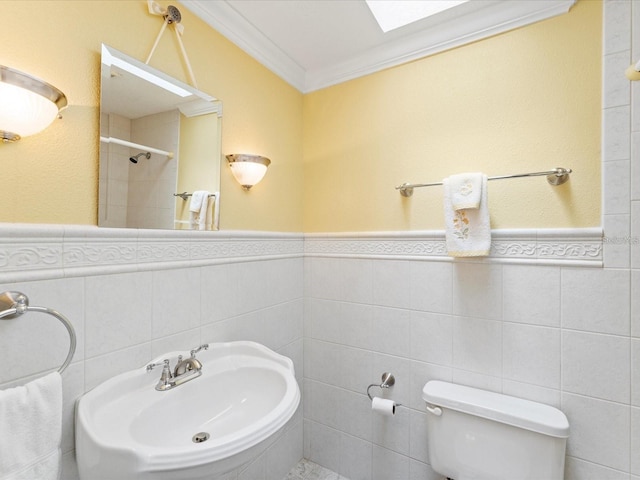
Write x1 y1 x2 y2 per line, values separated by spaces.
371 396 396 416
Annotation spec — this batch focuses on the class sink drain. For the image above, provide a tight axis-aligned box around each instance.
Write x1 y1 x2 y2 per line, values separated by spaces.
192 432 210 443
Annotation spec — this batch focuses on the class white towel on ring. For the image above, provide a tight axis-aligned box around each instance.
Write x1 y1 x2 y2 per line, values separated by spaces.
449 172 483 210
443 174 491 257
0 372 62 480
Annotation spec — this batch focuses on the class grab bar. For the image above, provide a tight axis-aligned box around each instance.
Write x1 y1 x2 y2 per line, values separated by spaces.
0 291 76 374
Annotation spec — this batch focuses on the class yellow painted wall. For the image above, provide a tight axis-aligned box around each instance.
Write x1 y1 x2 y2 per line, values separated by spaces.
302 0 602 232
0 1 601 233
0 0 304 232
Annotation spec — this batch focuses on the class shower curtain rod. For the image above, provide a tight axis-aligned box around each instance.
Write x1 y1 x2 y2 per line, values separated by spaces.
395 167 572 197
100 136 174 159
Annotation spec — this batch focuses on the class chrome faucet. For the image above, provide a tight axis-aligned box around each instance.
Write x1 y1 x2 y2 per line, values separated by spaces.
146 344 209 391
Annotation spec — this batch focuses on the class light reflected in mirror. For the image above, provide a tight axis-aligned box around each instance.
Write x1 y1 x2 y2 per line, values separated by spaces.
99 44 222 230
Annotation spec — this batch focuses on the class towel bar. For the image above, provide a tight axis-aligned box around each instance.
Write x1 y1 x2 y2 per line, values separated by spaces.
396 167 572 197
174 192 217 201
0 291 76 374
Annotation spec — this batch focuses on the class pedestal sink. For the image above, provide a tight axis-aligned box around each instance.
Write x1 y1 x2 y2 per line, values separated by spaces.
76 341 300 480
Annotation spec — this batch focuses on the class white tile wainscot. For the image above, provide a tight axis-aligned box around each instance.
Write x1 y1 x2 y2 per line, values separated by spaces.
303 228 639 480
0 223 305 480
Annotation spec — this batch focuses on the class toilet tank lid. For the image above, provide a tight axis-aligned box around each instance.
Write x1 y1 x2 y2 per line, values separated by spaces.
422 381 569 438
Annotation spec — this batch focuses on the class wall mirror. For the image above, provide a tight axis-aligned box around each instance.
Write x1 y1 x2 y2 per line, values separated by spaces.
99 44 222 230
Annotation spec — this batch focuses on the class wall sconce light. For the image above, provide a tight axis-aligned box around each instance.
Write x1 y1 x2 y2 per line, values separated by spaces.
0 65 67 143
626 59 640 81
226 154 271 190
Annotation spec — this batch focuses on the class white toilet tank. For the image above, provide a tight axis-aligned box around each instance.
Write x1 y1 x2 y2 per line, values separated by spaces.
422 381 569 480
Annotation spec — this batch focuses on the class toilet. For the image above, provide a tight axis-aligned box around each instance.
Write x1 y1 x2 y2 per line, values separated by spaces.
422 381 569 480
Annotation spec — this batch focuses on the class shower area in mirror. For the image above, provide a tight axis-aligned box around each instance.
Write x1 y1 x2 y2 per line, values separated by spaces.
99 110 179 229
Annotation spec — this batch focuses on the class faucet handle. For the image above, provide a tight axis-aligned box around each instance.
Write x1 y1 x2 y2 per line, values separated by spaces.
146 358 170 372
190 344 209 358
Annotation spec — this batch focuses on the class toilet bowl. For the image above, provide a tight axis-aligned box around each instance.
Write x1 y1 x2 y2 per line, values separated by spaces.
422 381 569 480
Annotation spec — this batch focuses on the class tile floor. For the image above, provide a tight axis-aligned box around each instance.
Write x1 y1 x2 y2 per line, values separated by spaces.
285 459 349 480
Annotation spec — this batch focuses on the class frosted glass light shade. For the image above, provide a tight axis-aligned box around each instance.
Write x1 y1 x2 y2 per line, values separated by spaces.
226 154 271 190
0 66 67 142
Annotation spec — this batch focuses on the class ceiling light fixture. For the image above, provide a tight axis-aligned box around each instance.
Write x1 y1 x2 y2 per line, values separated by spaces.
365 0 468 33
226 154 271 190
0 66 67 143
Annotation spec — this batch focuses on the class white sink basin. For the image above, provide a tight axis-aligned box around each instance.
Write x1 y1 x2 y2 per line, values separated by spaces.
76 341 300 480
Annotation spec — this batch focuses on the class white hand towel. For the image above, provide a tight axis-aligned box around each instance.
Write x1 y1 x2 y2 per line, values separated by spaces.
449 172 483 210
189 190 207 213
211 192 220 230
443 174 491 257
198 193 212 231
188 211 198 230
0 372 62 480
189 190 211 230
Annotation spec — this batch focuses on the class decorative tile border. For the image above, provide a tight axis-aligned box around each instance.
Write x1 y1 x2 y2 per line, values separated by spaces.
305 228 603 267
0 223 602 284
0 223 304 284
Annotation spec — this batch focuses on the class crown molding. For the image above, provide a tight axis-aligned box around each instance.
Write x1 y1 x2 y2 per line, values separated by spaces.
305 0 576 92
181 0 307 92
182 0 575 93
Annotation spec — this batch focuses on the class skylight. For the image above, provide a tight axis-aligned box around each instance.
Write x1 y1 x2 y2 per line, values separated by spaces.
365 0 469 33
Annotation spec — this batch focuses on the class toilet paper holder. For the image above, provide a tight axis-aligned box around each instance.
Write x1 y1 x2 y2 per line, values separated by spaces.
367 372 402 406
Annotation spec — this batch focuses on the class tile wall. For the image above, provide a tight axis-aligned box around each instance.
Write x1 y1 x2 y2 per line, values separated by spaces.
0 243 304 480
303 256 635 479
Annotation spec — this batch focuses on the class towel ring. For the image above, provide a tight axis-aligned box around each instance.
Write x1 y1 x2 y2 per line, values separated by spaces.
0 291 76 374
